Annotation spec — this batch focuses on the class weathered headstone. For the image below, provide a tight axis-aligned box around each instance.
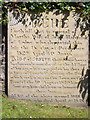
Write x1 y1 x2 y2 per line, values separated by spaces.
8 10 89 107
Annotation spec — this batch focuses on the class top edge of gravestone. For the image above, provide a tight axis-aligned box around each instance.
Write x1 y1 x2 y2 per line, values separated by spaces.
1 0 90 2
8 8 84 14
8 9 89 27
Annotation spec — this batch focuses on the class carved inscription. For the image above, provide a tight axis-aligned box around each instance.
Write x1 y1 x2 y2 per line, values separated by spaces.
8 10 88 106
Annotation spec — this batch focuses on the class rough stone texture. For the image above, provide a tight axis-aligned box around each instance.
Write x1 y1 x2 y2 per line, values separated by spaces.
7 10 89 107
0 24 6 92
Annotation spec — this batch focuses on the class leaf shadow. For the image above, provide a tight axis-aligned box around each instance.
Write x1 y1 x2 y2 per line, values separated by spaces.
77 68 88 104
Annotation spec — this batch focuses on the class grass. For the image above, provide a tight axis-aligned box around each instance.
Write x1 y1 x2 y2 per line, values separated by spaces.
1 94 88 118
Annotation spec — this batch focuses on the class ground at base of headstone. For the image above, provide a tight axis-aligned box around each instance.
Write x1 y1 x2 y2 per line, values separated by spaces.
1 94 88 119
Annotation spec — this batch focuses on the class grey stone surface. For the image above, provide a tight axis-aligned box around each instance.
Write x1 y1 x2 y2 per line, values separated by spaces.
0 44 5 92
0 26 6 93
5 10 90 107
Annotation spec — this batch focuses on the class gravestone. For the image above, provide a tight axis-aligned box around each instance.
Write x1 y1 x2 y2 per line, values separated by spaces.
8 10 89 107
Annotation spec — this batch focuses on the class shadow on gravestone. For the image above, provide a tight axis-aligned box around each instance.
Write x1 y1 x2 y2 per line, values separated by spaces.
53 9 89 38
77 68 88 105
11 9 71 33
53 10 70 28
72 11 89 37
11 9 89 38
9 8 89 39
11 9 44 27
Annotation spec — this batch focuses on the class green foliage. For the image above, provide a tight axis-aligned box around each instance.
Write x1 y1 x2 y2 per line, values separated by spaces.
1 2 90 24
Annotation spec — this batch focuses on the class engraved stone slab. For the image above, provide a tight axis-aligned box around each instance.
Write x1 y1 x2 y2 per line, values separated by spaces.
8 10 89 107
